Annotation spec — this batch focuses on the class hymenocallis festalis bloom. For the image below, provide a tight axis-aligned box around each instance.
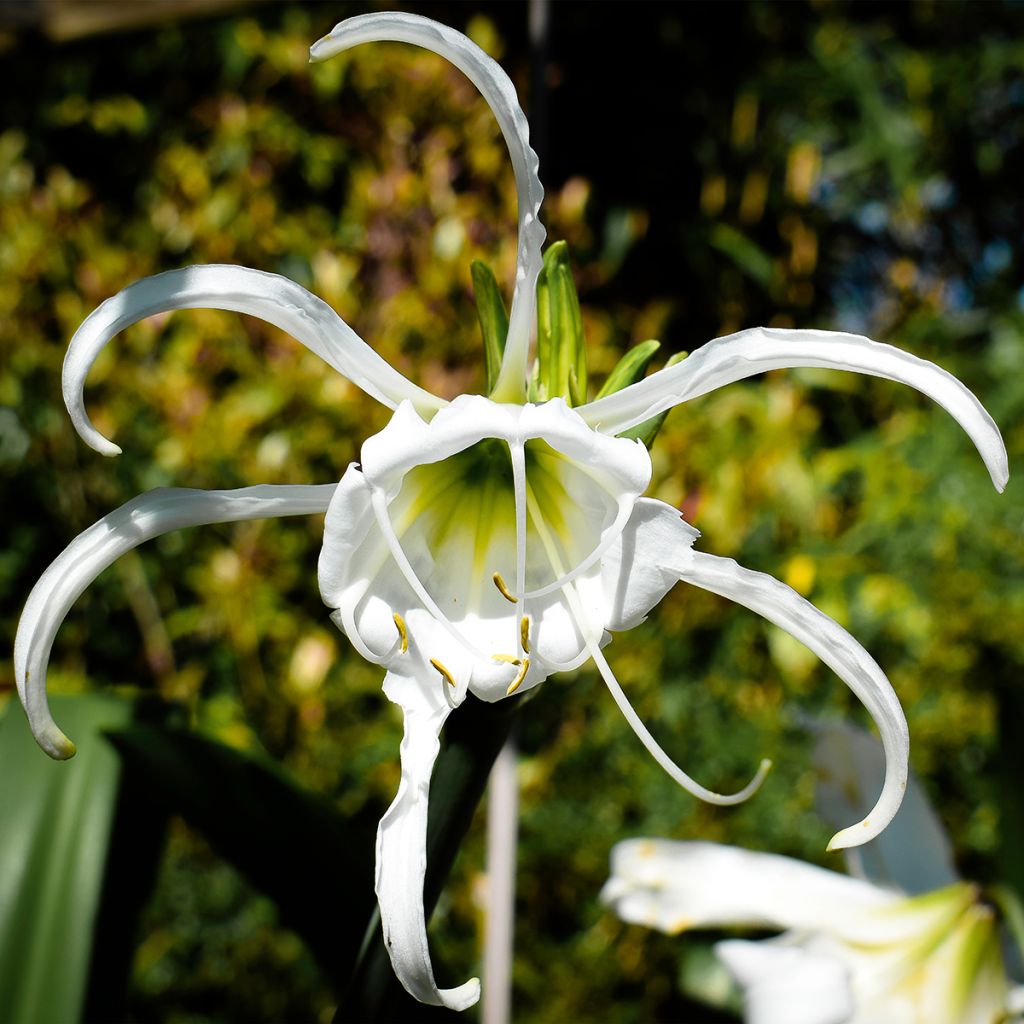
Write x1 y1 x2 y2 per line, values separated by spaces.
13 11 1009 1012
602 841 1023 1024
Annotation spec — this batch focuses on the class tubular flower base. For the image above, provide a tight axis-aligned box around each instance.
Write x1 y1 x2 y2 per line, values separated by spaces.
603 840 1024 1024
15 12 1008 1012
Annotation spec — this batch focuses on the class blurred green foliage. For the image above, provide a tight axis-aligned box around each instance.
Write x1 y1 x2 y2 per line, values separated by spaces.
1 2 1023 1022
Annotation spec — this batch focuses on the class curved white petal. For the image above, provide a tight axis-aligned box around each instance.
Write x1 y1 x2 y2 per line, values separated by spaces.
15 484 335 759
63 264 445 456
580 326 1008 492
375 670 480 1011
716 940 855 1024
311 13 545 401
672 551 909 849
602 840 896 939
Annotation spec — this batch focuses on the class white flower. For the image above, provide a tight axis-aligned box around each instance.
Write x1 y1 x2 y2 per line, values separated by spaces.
602 839 1022 1024
13 12 1009 1013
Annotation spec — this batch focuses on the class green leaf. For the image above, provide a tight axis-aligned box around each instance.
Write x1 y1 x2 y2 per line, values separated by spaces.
471 260 509 394
0 693 168 1024
105 724 381 990
618 351 688 447
535 242 588 405
595 339 662 399
708 223 774 288
336 693 525 1022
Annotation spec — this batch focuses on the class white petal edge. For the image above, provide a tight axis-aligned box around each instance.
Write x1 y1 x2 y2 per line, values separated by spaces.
14 484 336 759
601 839 896 938
63 264 445 457
715 940 855 1024
672 550 909 850
310 13 545 401
579 326 1008 492
375 670 481 1011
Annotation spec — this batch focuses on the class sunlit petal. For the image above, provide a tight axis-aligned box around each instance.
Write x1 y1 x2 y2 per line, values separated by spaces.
672 551 909 849
311 12 545 400
63 264 444 457
15 484 334 758
375 669 481 1011
580 326 1008 492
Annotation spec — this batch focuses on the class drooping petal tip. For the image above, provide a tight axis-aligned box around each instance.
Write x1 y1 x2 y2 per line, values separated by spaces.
826 775 908 851
15 485 335 762
38 723 77 761
673 550 910 850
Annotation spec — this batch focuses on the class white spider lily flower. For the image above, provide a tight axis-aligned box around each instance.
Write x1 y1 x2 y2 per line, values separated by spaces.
603 840 1022 1024
13 11 1009 1013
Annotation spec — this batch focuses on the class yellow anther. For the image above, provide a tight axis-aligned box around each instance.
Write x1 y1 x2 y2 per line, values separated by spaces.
492 653 522 665
506 658 530 696
392 613 409 654
520 615 531 654
430 658 457 688
492 572 518 603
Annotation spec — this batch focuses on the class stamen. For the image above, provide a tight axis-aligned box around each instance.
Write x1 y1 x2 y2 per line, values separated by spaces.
393 613 409 654
525 480 771 807
506 658 530 696
588 638 772 806
492 654 522 665
492 572 518 603
430 658 458 688
520 615 531 654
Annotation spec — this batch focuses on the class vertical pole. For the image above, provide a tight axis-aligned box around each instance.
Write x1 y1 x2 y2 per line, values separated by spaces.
482 735 520 1024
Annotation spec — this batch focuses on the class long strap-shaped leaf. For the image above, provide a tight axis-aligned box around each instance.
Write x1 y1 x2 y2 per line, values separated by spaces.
0 694 169 1024
105 724 381 989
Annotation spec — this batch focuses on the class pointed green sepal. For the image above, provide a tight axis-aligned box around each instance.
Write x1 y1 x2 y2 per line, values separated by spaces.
618 351 688 448
596 338 662 399
535 241 588 405
471 260 509 394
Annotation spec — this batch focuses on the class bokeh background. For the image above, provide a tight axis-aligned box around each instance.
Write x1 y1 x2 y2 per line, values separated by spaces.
1 1 1023 1021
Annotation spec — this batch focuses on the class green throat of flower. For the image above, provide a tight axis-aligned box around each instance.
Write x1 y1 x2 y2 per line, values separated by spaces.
392 436 614 615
